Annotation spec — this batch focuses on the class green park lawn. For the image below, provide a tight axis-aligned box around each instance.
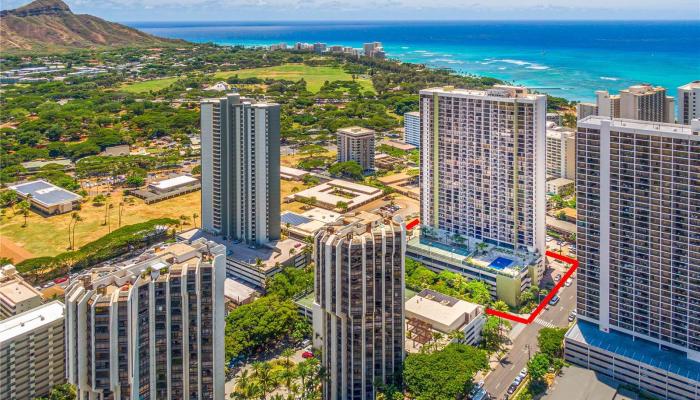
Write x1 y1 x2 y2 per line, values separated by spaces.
120 77 180 93
214 64 374 93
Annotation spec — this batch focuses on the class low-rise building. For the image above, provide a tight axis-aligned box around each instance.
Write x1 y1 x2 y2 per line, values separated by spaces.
546 177 575 196
286 179 383 211
405 289 485 352
178 229 309 289
0 301 65 400
9 180 82 215
280 165 312 181
406 233 543 307
100 144 130 156
130 174 201 204
224 278 259 308
565 321 700 400
281 208 342 240
0 264 44 320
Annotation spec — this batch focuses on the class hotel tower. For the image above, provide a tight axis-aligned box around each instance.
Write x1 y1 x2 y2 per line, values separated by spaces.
419 85 547 254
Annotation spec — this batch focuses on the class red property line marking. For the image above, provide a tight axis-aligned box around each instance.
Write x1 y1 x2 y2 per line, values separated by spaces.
485 251 579 324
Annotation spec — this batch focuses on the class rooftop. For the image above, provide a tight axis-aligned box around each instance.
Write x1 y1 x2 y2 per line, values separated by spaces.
579 116 695 137
548 177 575 187
224 278 258 303
288 179 382 210
21 158 73 170
545 216 577 235
420 85 542 101
150 175 198 190
337 126 375 137
182 229 305 270
0 301 64 343
10 179 81 207
679 80 700 90
405 289 481 333
566 320 700 382
0 279 42 305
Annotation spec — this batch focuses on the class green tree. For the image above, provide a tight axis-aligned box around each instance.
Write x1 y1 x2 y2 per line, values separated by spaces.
328 161 363 180
35 383 77 400
403 343 488 400
537 327 567 361
527 353 550 383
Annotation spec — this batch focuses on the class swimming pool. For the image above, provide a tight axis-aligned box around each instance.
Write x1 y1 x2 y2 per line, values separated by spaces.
489 256 514 270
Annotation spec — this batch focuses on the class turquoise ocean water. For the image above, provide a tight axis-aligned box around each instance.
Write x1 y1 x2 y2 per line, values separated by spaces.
129 21 700 102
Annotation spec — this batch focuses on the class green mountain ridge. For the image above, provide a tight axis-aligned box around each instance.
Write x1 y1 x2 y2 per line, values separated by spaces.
0 0 184 52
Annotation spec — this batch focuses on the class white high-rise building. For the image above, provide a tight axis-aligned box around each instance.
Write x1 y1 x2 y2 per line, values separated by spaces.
0 301 65 400
545 122 576 180
595 84 675 123
313 215 406 400
403 111 420 148
336 126 375 171
419 85 547 254
677 80 700 125
65 239 227 400
200 93 281 246
566 116 700 400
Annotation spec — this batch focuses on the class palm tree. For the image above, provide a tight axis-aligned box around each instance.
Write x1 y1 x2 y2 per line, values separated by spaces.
107 204 114 233
302 236 313 257
118 202 125 228
281 348 295 391
18 200 30 227
102 198 110 226
192 212 199 228
475 241 488 255
252 362 274 399
254 258 265 272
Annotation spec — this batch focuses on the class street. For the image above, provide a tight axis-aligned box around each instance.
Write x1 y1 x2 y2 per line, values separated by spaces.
483 258 577 400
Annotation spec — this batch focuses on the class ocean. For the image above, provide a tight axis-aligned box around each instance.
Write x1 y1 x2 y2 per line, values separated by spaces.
129 20 700 102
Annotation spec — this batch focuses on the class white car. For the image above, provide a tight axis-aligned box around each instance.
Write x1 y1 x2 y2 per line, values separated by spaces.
565 278 573 287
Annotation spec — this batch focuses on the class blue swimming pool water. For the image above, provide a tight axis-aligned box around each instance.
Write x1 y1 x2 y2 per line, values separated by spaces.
489 256 514 270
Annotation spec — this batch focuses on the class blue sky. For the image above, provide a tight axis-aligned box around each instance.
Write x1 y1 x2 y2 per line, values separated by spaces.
5 0 700 21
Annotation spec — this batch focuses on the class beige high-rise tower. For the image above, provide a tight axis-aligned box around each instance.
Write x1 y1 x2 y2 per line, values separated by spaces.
596 84 674 123
313 215 406 400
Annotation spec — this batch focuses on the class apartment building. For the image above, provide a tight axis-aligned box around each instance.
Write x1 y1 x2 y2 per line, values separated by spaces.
313 215 406 400
336 126 375 171
545 122 576 180
0 301 65 400
419 85 547 254
200 93 281 246
64 239 227 400
403 111 420 148
677 81 700 125
596 84 675 123
362 42 385 59
565 116 700 400
0 264 43 319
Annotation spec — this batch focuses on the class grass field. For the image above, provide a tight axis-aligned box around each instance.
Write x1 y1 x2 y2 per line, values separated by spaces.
120 77 180 93
214 64 374 93
0 191 201 260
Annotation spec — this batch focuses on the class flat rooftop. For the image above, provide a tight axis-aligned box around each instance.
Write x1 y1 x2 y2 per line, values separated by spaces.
578 116 695 137
405 289 481 331
182 229 304 270
0 279 42 305
0 301 64 342
289 179 382 209
150 175 198 190
543 365 619 400
224 278 258 302
337 126 375 137
10 179 81 207
420 85 541 101
566 320 700 382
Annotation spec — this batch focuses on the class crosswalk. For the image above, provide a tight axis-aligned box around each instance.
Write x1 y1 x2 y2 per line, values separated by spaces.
533 317 558 329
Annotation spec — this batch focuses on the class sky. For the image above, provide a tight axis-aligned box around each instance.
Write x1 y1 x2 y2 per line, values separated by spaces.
4 0 700 21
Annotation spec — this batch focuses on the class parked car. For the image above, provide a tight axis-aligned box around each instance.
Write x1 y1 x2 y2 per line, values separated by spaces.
568 312 576 322
554 274 562 282
507 384 517 395
549 296 560 306
565 277 573 287
302 351 314 359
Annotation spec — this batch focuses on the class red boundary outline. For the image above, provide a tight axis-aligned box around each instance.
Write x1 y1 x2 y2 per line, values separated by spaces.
485 251 579 324
406 218 420 230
